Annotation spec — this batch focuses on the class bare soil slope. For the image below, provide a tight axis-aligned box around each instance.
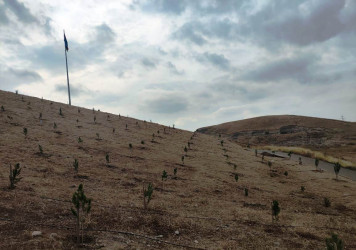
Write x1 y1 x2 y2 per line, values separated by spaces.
1 91 356 249
197 115 356 165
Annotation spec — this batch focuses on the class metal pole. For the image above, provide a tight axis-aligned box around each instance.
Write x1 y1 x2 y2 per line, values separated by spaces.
64 42 71 106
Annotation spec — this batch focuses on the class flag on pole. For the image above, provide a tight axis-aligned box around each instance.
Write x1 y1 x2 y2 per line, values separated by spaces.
64 32 69 51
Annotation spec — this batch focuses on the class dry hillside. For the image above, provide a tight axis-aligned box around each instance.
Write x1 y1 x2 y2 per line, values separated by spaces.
1 90 356 249
197 115 356 166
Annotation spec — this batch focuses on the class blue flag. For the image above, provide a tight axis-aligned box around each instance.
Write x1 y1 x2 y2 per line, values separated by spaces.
64 33 69 51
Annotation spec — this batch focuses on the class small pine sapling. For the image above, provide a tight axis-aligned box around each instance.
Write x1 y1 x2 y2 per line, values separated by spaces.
301 186 305 192
143 183 153 209
315 158 319 170
334 162 341 179
53 122 57 129
220 140 224 147
23 127 28 137
1 105 5 112
71 184 92 244
78 137 83 143
181 155 185 165
38 144 43 155
141 140 145 145
9 163 22 189
93 115 96 123
325 233 344 250
125 124 128 130
73 159 79 173
112 128 115 133
129 143 133 150
173 168 177 177
234 173 239 182
288 151 292 159
324 197 331 207
284 171 288 176
59 108 63 116
162 170 168 181
299 157 302 165
271 200 280 222
184 146 188 155
244 188 248 197
268 161 272 170
105 153 110 165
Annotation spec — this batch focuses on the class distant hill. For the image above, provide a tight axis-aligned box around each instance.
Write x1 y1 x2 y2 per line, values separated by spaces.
197 115 356 164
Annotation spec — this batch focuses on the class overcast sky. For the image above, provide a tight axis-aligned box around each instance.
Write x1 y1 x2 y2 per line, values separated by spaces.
1 0 356 130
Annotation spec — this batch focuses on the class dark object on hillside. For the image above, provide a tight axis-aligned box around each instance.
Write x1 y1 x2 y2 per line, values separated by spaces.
260 152 285 158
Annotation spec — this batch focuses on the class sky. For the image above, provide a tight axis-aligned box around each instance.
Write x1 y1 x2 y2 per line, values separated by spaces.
0 0 356 131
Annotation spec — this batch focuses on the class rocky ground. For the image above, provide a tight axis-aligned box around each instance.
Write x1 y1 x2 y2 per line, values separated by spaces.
1 90 356 249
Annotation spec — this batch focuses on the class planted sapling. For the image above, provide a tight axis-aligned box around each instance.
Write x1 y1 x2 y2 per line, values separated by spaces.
143 183 153 209
71 184 92 244
334 162 341 179
23 127 28 137
271 200 280 222
73 159 79 173
9 163 22 189
162 170 168 181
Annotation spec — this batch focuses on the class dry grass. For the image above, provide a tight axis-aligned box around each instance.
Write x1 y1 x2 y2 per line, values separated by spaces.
1 90 356 249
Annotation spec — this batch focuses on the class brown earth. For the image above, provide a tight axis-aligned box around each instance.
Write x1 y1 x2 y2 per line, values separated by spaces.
1 90 356 249
197 115 356 165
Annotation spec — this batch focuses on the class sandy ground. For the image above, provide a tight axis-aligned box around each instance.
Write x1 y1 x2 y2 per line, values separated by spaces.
1 90 356 249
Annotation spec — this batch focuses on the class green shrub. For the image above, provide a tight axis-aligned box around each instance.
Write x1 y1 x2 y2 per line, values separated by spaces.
174 168 177 176
23 127 28 137
38 145 43 155
325 233 344 250
301 186 305 192
78 137 83 143
288 151 292 158
71 184 92 244
234 173 238 182
143 183 153 209
284 171 288 176
125 124 128 130
112 128 115 133
272 200 280 222
184 146 188 154
181 155 185 165
93 116 96 123
244 188 248 197
1 105 5 112
59 108 63 116
129 143 133 150
324 197 331 207
53 122 57 129
141 140 145 145
9 163 22 189
220 140 224 146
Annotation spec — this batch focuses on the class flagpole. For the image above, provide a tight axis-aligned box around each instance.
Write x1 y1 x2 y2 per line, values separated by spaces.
64 30 71 106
